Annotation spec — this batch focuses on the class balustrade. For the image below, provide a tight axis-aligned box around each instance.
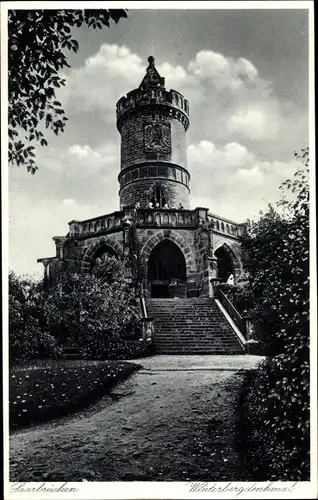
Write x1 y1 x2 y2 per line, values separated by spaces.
69 209 243 237
215 286 247 337
136 209 196 228
208 213 243 239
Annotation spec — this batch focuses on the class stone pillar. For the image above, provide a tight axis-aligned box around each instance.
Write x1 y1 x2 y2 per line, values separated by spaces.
121 217 134 283
53 236 68 263
242 313 254 341
43 260 49 289
207 257 219 298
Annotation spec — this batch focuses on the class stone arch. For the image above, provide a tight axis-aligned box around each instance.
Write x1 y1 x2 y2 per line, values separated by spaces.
81 237 123 273
213 239 243 282
140 229 196 281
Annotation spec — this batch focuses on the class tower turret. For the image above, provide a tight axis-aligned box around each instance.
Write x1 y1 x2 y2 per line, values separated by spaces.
116 56 190 209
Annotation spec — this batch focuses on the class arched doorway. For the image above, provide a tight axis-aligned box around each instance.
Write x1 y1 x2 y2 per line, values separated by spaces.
148 240 186 298
215 247 234 283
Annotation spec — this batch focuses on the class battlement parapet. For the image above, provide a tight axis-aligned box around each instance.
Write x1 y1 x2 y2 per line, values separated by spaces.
116 87 189 131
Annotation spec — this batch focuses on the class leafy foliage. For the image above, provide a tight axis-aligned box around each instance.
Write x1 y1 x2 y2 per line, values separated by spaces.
9 255 148 362
239 149 309 354
44 255 142 358
238 148 310 480
8 9 127 173
239 351 309 480
9 270 61 363
217 282 254 315
10 360 139 429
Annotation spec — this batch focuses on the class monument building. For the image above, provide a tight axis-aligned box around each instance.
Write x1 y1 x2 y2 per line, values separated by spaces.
38 56 247 354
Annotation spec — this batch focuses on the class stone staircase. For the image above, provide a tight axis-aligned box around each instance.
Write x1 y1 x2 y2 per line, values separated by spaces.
146 298 245 355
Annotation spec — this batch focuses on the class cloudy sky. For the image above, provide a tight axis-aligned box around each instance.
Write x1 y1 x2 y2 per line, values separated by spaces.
8 7 309 277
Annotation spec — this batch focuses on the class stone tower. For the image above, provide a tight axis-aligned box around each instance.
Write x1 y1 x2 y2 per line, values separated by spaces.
38 55 248 354
116 56 190 210
39 55 245 302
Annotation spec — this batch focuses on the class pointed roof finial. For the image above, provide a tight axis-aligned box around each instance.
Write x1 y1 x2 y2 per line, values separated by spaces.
147 55 155 70
139 55 165 90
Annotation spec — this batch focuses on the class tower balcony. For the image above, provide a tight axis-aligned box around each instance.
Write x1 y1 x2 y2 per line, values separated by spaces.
67 208 244 239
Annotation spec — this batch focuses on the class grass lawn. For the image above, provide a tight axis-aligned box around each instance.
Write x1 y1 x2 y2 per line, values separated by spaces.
9 359 140 430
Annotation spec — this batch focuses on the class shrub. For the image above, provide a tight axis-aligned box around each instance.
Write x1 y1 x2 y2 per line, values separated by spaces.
238 149 310 480
239 343 309 480
10 360 140 429
84 338 154 360
9 271 61 363
44 256 142 357
218 282 255 315
239 150 309 353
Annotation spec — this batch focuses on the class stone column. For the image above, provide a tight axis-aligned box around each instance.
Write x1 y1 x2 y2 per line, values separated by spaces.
41 259 51 289
207 219 219 298
121 217 134 284
207 257 219 298
44 262 49 289
242 313 254 341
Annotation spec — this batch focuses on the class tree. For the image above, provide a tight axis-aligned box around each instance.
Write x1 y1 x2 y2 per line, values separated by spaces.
240 148 309 354
239 148 310 480
8 9 127 173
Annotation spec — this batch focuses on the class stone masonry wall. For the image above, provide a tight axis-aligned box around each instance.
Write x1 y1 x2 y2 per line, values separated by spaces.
62 230 124 275
120 113 187 171
120 178 190 209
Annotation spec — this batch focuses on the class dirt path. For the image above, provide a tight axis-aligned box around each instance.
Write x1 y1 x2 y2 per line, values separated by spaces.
9 355 261 482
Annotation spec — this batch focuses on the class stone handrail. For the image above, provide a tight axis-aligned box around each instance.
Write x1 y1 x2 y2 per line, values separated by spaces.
215 286 247 337
139 288 154 343
68 208 243 238
208 213 244 238
136 208 197 228
68 211 124 236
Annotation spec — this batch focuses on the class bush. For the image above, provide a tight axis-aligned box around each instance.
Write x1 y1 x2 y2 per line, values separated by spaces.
44 257 142 356
10 360 140 429
239 343 309 480
93 338 154 360
9 271 61 363
9 255 145 362
218 282 255 315
237 149 310 480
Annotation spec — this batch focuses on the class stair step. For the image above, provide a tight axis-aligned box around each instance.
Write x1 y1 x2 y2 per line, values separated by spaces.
146 297 244 355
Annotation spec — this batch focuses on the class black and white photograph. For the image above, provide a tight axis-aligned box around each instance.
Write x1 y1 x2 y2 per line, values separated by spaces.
2 1 316 498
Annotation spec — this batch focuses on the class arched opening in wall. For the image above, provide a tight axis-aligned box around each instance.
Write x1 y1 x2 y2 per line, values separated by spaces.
148 240 186 298
91 245 119 281
215 247 234 284
149 182 168 208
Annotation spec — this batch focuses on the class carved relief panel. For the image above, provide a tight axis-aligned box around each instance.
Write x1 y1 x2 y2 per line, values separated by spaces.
144 122 171 154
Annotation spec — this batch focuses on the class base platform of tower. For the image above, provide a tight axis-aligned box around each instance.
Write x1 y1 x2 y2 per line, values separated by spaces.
38 56 248 355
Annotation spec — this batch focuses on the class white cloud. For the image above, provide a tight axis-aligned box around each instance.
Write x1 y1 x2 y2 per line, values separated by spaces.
188 50 260 91
188 140 254 172
63 44 144 115
157 61 204 105
61 44 285 142
188 140 299 221
227 103 281 140
64 44 207 114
